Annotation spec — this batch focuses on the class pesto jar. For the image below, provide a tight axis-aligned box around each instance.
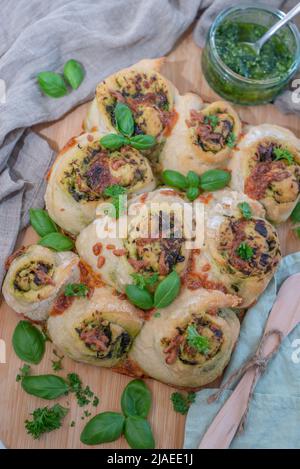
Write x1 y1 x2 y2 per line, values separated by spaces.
202 5 300 105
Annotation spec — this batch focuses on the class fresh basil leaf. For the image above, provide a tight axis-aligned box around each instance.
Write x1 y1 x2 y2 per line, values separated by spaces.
37 72 67 98
186 171 200 188
29 209 58 237
291 202 300 223
12 321 45 364
238 202 252 219
124 416 155 449
115 103 134 137
63 59 84 90
125 285 154 310
129 135 156 150
100 134 129 150
22 375 69 400
64 283 89 297
199 169 231 192
38 232 74 251
186 186 199 201
161 170 188 190
121 379 151 418
154 271 180 309
80 412 125 445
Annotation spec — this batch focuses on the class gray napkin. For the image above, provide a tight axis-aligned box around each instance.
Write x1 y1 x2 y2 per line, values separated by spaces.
0 0 297 284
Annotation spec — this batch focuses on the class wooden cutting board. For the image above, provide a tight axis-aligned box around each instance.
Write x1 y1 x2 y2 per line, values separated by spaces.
1 32 300 449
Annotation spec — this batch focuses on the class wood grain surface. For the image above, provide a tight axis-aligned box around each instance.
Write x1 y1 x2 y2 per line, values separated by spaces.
1 32 300 449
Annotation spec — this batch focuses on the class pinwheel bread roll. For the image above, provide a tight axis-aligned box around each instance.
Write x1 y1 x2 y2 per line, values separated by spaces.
129 288 240 388
160 98 242 174
76 188 193 293
185 190 281 308
84 58 179 142
229 124 300 223
2 245 80 322
45 132 155 235
47 286 143 368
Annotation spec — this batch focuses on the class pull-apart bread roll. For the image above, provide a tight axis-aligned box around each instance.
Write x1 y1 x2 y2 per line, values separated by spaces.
184 190 281 308
47 286 143 368
229 124 300 223
45 132 155 235
160 98 242 173
84 58 178 143
76 188 192 293
129 288 240 388
2 245 80 322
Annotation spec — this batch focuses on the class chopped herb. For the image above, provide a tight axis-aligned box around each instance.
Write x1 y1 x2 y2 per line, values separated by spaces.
25 404 68 439
64 283 89 297
236 242 254 260
83 410 91 418
171 391 196 415
186 325 210 354
204 114 219 130
16 364 31 382
92 396 100 407
131 272 159 290
226 132 236 148
154 312 161 318
70 420 75 427
67 373 98 408
238 201 252 219
274 147 294 165
51 349 64 372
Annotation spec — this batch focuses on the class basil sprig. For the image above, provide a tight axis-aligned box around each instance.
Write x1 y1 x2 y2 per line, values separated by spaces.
162 168 231 201
63 59 84 90
22 375 69 400
38 232 74 251
12 321 45 364
100 103 156 151
81 379 155 448
37 59 84 98
126 270 181 311
29 209 58 237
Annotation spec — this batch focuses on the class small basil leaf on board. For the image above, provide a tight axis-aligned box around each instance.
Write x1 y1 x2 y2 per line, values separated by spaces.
29 209 58 237
186 186 199 201
121 379 151 418
186 171 200 188
199 169 231 192
12 321 45 364
125 285 154 310
124 416 155 449
22 375 69 400
154 271 180 309
63 59 84 90
291 202 300 223
161 170 188 190
38 232 74 251
129 135 156 150
80 412 125 445
37 72 67 98
100 134 129 150
115 103 134 137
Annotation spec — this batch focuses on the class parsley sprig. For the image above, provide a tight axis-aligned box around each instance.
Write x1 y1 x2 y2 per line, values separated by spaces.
171 392 196 415
25 404 68 439
273 147 294 165
186 325 210 354
64 283 89 297
236 242 254 260
238 201 252 219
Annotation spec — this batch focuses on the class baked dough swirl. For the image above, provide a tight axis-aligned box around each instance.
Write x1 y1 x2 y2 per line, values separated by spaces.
2 245 80 322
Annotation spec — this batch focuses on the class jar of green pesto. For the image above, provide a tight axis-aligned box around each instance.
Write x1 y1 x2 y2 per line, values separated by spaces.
202 5 300 105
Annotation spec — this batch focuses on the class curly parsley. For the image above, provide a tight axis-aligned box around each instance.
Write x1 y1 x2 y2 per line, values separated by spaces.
171 392 196 415
25 404 68 439
186 325 210 354
236 242 254 260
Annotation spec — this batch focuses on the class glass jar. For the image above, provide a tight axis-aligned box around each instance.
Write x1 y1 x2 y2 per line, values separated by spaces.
202 4 300 105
